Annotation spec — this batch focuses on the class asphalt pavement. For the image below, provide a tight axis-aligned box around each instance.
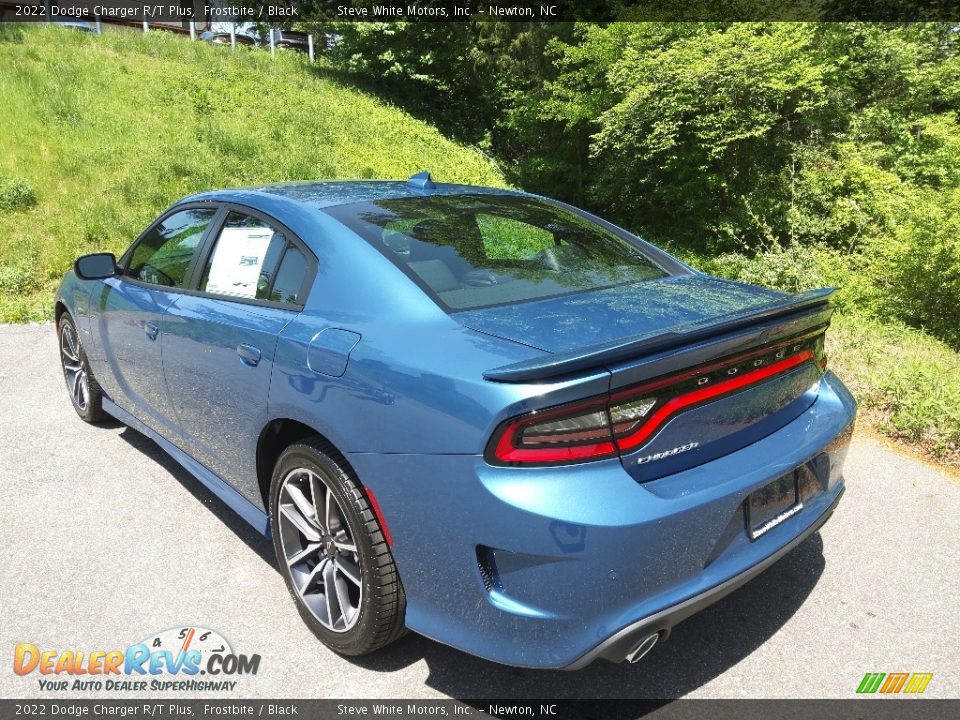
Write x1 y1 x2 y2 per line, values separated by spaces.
0 323 957 699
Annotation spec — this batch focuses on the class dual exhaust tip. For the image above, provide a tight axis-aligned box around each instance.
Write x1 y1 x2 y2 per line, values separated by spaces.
624 632 660 664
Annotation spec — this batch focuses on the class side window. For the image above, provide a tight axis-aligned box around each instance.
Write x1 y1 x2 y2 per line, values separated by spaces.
200 211 308 304
269 246 309 304
126 208 217 287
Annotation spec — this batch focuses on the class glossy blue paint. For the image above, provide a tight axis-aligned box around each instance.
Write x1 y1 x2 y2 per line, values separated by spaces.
92 277 183 436
160 294 293 501
407 171 437 190
456 275 784 353
347 373 854 668
307 328 362 378
56 179 857 668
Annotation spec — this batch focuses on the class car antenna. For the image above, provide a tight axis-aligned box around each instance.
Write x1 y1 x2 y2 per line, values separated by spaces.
407 171 436 190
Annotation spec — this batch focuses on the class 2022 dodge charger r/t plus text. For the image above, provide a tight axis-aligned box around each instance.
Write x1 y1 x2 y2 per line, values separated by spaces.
55 172 856 669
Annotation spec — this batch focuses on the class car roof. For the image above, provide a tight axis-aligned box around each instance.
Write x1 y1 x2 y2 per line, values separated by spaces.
182 176 524 211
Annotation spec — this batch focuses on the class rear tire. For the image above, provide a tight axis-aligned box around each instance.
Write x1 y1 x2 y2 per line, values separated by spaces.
269 437 406 656
58 313 106 423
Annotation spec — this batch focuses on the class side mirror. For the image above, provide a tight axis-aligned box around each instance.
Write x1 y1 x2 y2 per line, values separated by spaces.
74 253 117 280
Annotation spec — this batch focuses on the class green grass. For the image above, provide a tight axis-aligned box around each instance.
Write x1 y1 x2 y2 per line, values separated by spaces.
828 314 960 465
0 25 505 321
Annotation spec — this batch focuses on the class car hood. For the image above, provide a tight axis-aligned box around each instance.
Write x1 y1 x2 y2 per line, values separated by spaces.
453 274 785 354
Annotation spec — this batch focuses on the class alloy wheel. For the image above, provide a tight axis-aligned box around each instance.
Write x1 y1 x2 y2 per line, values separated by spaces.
277 468 363 632
60 322 89 412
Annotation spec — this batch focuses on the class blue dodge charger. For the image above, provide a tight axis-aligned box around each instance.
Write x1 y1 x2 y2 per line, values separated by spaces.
55 173 856 669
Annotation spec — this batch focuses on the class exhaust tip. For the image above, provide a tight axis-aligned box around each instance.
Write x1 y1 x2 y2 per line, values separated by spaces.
624 633 659 664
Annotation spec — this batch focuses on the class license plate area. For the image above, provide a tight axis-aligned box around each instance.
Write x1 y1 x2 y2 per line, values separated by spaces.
745 471 803 541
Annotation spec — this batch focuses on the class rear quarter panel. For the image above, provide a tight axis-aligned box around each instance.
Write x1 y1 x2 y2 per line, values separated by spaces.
260 209 611 455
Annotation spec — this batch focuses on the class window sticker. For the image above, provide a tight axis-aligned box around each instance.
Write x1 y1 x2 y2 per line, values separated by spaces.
205 227 275 299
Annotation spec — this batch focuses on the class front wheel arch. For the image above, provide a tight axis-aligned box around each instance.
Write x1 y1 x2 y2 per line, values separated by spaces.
57 310 106 423
54 300 68 326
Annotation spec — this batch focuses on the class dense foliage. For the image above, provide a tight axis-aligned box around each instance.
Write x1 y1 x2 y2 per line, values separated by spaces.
323 22 960 349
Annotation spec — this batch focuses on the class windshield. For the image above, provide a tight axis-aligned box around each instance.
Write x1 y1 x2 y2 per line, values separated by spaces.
324 193 669 311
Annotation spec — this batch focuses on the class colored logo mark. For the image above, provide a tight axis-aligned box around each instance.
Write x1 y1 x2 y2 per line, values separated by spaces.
857 672 933 694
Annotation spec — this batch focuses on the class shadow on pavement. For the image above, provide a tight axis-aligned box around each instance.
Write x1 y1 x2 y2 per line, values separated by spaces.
116 426 277 569
114 422 825 699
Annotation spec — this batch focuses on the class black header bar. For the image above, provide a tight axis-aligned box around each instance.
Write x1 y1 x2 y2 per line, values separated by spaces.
3 0 960 23
0 700 957 720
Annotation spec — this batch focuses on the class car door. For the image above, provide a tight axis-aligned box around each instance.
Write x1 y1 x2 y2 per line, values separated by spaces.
160 207 316 502
91 206 218 436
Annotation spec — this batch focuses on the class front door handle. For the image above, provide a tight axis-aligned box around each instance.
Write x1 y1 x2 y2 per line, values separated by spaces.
237 343 261 367
144 321 159 341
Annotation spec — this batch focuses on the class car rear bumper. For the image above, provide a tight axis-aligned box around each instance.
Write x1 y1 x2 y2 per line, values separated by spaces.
346 372 857 669
562 484 844 669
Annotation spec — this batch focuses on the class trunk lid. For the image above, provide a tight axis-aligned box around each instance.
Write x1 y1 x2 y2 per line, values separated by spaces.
469 275 834 482
454 275 786 354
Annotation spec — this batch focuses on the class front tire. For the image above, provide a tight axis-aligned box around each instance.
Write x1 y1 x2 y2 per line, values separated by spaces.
269 438 406 656
58 313 106 423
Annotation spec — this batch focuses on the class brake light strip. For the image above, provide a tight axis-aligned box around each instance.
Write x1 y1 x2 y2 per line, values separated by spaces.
614 350 814 452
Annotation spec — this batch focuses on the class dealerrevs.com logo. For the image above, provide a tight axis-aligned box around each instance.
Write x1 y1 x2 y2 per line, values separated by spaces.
13 626 260 692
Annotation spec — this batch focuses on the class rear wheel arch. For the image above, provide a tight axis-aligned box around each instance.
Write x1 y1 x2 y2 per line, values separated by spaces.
268 436 406 655
256 418 353 510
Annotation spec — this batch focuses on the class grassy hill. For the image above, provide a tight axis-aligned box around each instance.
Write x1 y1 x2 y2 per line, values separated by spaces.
0 24 505 322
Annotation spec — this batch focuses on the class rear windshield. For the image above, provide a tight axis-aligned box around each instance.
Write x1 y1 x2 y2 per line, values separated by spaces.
323 193 668 311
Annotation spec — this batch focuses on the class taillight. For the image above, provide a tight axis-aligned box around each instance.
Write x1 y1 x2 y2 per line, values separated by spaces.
486 332 826 467
490 398 618 464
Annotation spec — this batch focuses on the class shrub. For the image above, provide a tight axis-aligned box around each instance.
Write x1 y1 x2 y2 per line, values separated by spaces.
696 243 831 294
861 188 960 348
0 177 37 212
0 264 34 294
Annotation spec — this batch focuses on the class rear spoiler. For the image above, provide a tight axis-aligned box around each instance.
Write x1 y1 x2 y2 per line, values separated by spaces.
483 287 837 383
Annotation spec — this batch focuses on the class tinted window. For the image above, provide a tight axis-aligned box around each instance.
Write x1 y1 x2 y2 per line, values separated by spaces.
200 212 289 301
324 194 667 311
269 246 309 304
126 208 216 287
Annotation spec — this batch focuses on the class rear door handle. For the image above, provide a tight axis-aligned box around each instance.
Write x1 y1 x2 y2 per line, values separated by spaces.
144 321 159 341
237 343 261 367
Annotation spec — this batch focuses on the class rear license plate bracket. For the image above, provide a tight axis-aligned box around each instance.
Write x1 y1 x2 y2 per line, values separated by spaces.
745 471 803 541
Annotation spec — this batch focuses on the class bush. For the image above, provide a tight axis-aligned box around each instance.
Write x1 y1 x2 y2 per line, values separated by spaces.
0 177 36 212
0 263 34 294
861 189 960 348
699 243 831 294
